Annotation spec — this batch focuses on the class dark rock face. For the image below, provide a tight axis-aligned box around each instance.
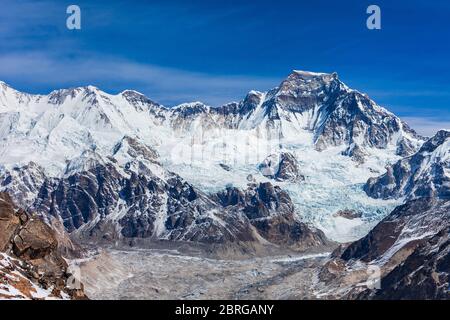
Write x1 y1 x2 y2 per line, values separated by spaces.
215 187 245 207
276 153 305 182
0 192 86 300
341 198 448 262
34 161 248 243
258 152 304 182
371 227 449 300
1 136 328 251
337 197 449 300
214 182 330 249
212 90 265 122
341 143 368 163
315 92 416 154
39 163 123 232
364 130 450 200
396 134 419 157
113 136 159 160
121 90 160 111
157 71 422 159
219 163 232 171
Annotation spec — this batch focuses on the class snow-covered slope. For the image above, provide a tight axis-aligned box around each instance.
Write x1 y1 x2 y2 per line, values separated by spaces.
0 72 428 243
318 132 450 299
0 72 423 174
318 197 449 299
0 135 329 250
365 130 450 200
0 252 66 300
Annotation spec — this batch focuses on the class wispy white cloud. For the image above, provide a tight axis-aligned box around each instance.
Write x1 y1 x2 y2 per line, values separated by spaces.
367 89 450 98
402 117 450 137
0 1 281 106
1 51 449 138
0 51 279 106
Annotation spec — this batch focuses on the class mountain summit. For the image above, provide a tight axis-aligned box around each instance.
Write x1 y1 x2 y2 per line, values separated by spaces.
0 71 423 172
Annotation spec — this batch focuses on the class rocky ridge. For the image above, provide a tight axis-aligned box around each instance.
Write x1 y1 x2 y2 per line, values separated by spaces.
317 131 450 299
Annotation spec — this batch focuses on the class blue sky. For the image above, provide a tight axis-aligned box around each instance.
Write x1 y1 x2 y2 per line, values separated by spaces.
1 0 449 135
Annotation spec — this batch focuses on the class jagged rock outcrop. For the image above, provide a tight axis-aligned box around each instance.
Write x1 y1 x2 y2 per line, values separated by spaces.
368 226 449 300
341 198 449 264
333 209 362 220
318 197 449 300
323 132 450 299
214 182 330 249
0 136 328 251
258 152 305 182
341 143 369 163
364 130 450 200
0 192 86 300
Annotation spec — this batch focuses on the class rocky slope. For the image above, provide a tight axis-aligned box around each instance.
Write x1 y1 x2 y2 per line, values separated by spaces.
0 135 329 251
368 225 448 300
365 130 450 200
0 71 427 253
317 132 450 299
214 182 328 249
0 192 86 299
341 197 449 266
316 197 449 300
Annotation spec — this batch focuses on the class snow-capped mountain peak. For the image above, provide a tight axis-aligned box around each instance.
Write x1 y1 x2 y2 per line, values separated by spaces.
0 72 426 180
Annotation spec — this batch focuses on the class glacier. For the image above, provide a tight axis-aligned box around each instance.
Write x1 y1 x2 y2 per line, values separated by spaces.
0 71 425 243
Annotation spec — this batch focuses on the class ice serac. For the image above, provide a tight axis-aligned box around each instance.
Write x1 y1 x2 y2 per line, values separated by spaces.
364 130 450 200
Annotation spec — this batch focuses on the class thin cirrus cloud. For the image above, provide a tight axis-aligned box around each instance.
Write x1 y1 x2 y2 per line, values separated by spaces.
1 0 449 135
402 117 450 137
1 51 449 139
0 51 279 106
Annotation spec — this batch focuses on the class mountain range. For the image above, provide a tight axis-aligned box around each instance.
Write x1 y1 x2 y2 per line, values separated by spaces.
0 71 448 299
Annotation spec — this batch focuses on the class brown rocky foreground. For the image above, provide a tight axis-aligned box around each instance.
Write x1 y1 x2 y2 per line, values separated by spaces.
0 192 87 299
